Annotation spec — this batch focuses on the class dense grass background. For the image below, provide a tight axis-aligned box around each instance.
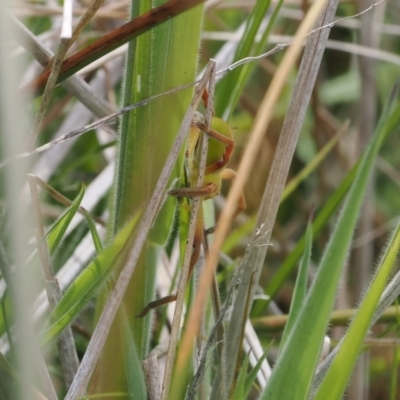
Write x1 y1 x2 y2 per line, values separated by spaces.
1 0 400 399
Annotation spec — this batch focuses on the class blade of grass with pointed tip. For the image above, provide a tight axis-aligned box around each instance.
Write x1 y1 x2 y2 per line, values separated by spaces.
314 220 400 399
253 101 400 314
47 184 85 254
121 308 147 400
279 214 313 351
259 166 356 306
41 212 140 344
82 210 104 253
243 351 268 398
215 0 283 120
232 352 250 400
260 87 400 400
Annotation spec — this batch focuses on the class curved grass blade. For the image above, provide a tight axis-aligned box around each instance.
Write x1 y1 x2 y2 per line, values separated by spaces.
47 184 85 255
255 98 400 315
41 212 140 344
216 0 283 120
121 308 147 400
314 220 400 399
243 351 268 398
279 211 313 351
232 352 250 400
82 210 104 253
260 85 400 400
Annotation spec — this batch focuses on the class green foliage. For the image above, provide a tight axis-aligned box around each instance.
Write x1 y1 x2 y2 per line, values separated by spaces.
42 213 140 344
47 184 85 255
315 221 400 399
260 87 400 400
279 215 313 351
2 1 400 399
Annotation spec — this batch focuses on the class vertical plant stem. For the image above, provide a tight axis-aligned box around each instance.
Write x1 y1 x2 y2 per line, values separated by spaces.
29 0 73 146
174 0 335 394
349 0 379 397
0 8 53 400
161 74 213 400
28 175 80 389
64 65 213 400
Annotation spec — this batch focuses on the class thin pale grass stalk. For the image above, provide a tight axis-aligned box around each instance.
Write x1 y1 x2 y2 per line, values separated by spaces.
243 320 271 387
0 10 56 400
253 304 400 333
204 31 400 68
30 0 73 146
10 14 116 118
366 338 400 347
30 346 58 400
25 164 113 328
4 4 374 170
28 0 109 145
30 226 105 325
143 340 170 400
21 0 207 97
174 0 332 383
29 67 121 183
0 238 57 400
160 62 217 400
186 272 240 400
28 175 80 388
10 2 127 19
216 0 339 394
66 0 105 54
349 0 379 396
64 62 215 400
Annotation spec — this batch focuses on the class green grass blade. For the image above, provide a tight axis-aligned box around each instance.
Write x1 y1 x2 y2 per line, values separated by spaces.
260 90 400 400
232 353 250 400
243 351 268 398
390 302 400 400
260 166 356 305
255 94 400 313
279 213 313 351
215 0 283 119
121 310 147 400
96 1 204 393
314 220 400 399
41 213 140 344
47 184 85 254
82 210 104 253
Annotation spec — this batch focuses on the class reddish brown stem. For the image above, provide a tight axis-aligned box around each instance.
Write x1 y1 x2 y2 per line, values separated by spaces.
19 0 206 98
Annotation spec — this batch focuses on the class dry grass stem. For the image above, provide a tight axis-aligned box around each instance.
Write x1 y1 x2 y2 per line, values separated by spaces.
175 0 330 377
